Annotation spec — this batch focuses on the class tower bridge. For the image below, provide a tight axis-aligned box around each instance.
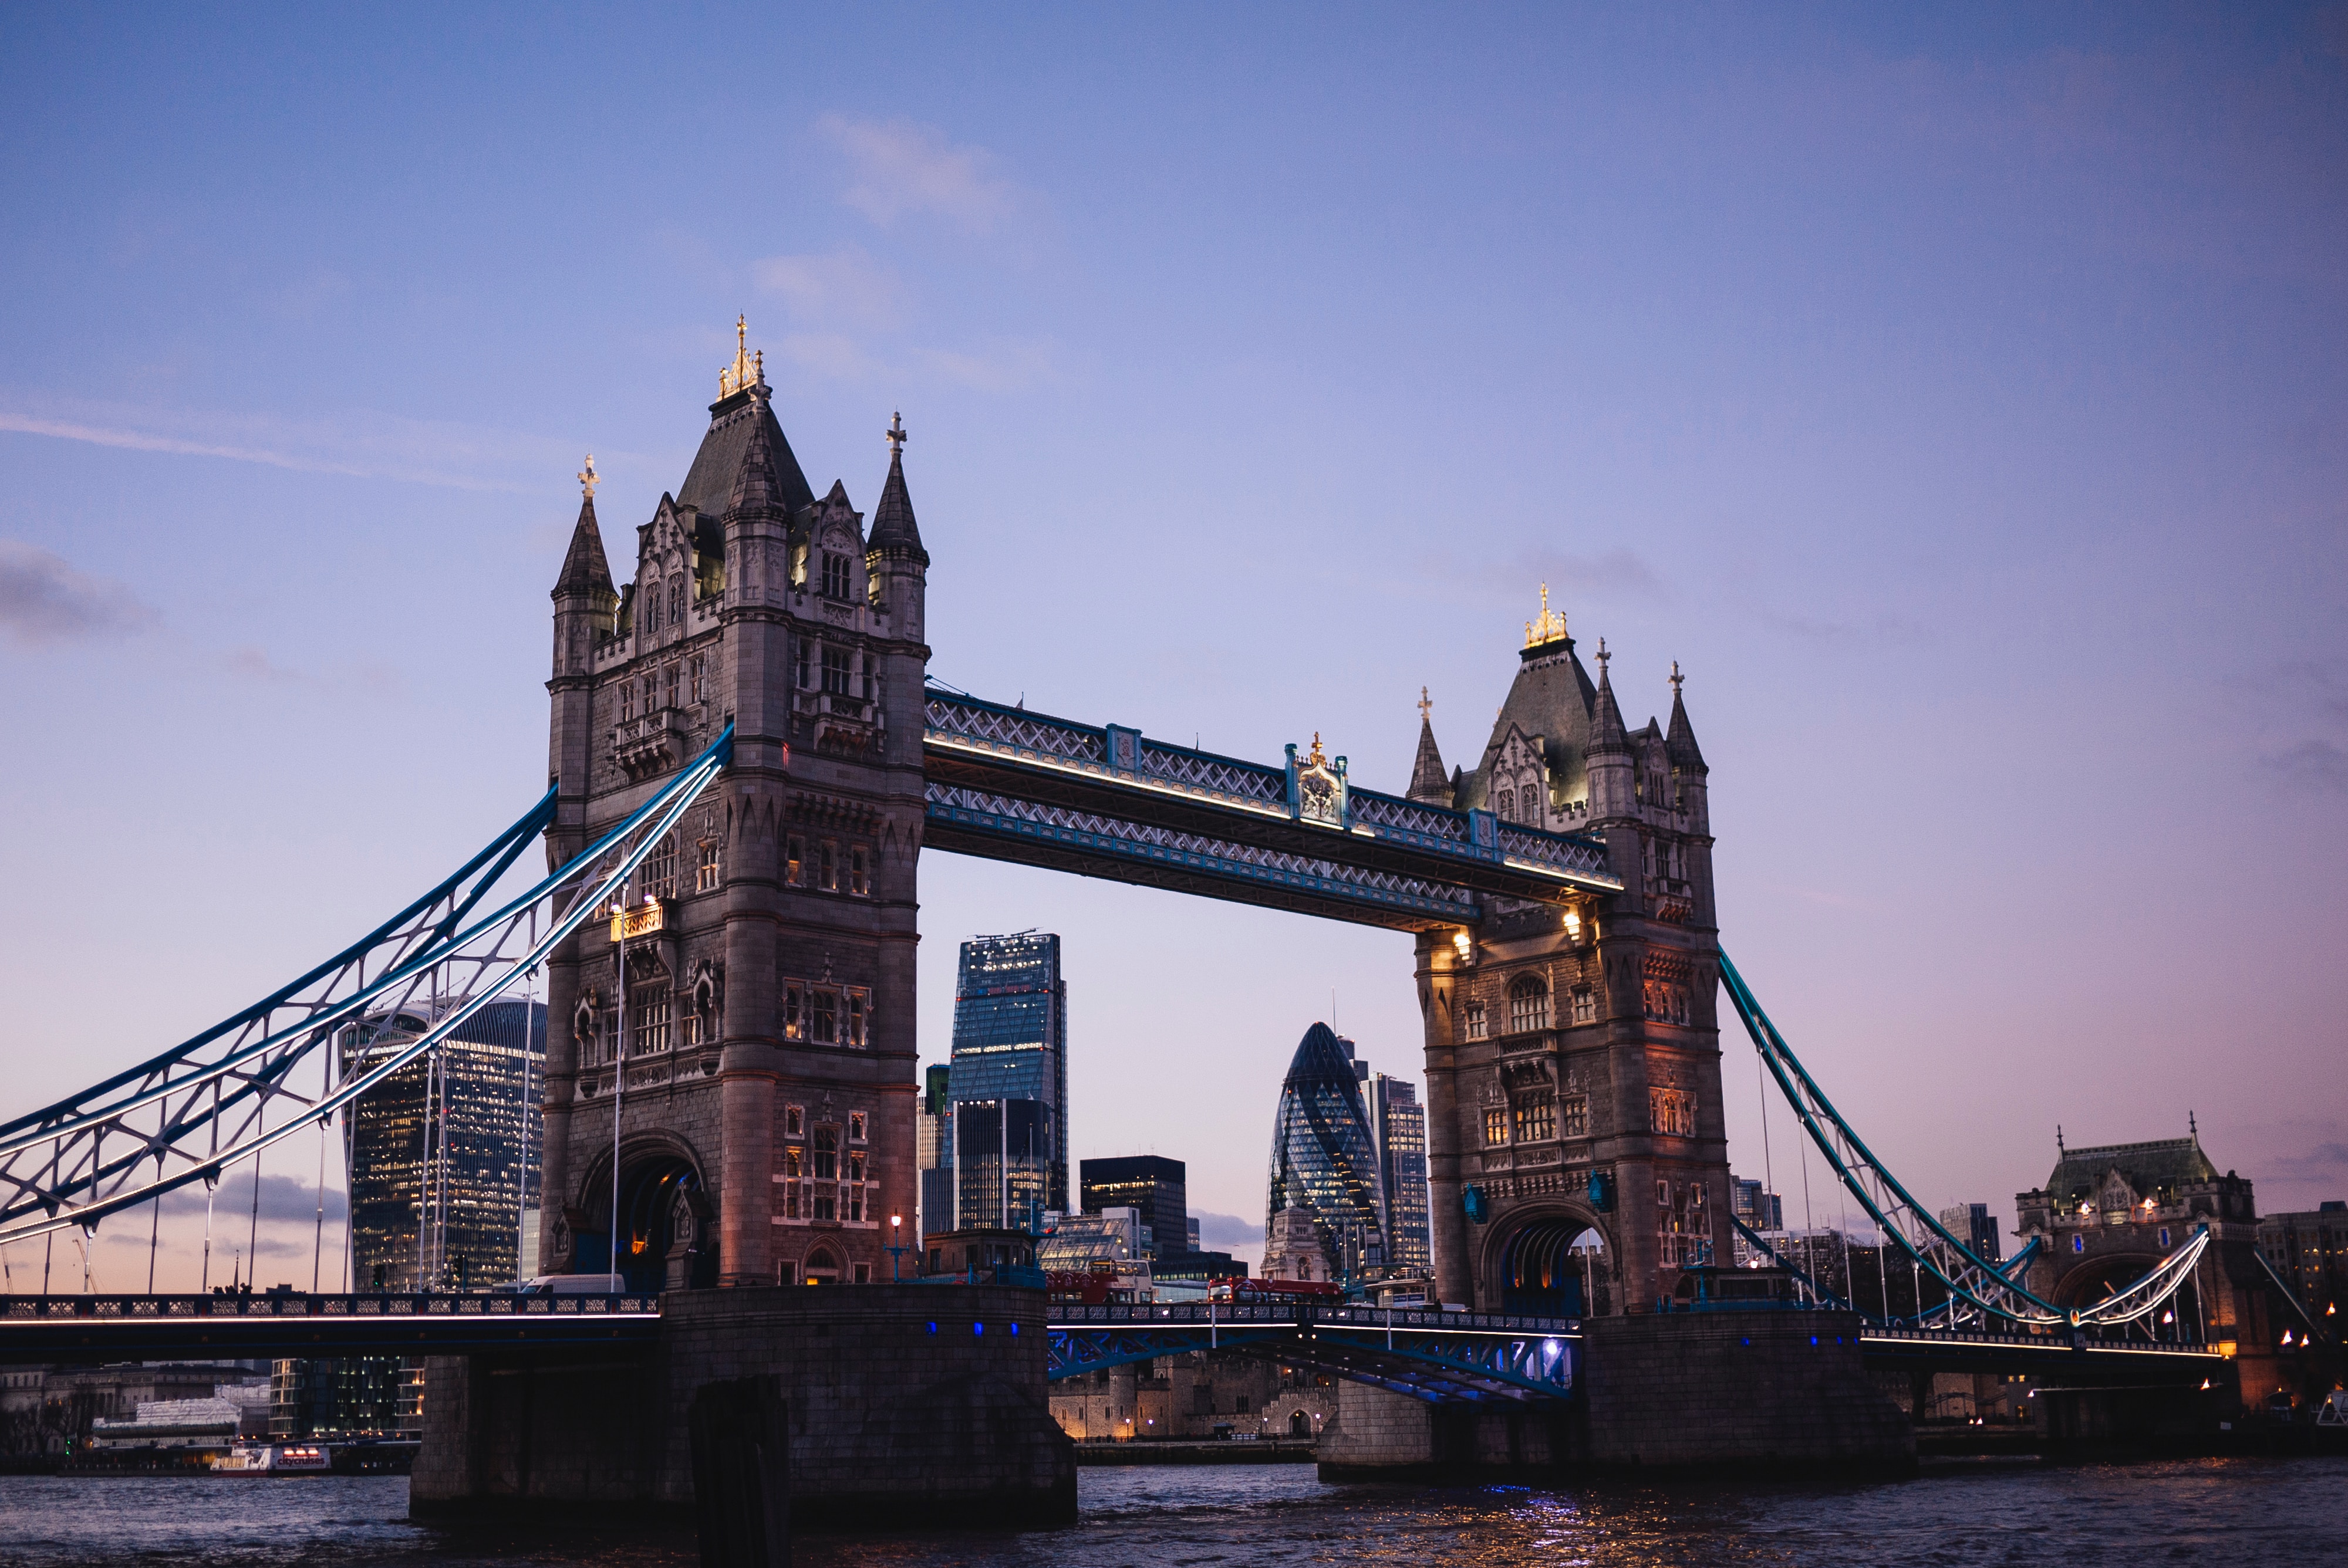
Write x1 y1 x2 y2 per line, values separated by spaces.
0 324 2285 1515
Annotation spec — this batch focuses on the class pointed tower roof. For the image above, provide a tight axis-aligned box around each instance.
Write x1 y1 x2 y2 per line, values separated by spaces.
868 413 928 565
724 406 792 518
1407 687 1450 803
1665 663 1707 773
552 458 615 600
676 320 815 518
1587 640 1631 755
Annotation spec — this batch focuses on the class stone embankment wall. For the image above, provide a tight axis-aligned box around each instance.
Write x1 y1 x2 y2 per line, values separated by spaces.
412 1284 1072 1525
1319 1310 1912 1480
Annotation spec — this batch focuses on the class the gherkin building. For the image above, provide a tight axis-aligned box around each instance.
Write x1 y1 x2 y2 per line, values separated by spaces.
1265 1022 1386 1266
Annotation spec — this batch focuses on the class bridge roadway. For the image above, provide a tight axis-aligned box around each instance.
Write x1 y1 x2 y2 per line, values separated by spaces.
0 1292 659 1361
0 1293 2224 1398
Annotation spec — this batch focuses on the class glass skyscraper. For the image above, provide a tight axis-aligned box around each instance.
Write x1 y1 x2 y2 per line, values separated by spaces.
1368 1074 1431 1273
339 997 546 1291
1265 1022 1385 1270
949 932 1067 1232
1079 1155 1188 1263
917 1063 954 1239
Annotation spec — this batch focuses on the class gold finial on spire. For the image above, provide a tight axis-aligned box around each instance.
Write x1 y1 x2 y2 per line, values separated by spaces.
719 315 761 398
578 454 599 500
887 410 908 457
1307 731 1327 768
1417 685 1432 722
1524 582 1570 648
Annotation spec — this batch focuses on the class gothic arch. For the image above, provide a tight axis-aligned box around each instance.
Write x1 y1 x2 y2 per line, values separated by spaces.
1477 1201 1615 1317
2049 1250 2164 1312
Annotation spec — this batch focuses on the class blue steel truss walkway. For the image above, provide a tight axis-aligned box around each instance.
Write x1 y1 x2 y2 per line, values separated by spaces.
1047 1300 1578 1404
923 689 1621 931
0 1292 659 1361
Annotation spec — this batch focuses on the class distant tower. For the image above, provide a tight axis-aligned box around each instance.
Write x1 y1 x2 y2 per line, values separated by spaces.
1412 588 1727 1313
537 328 930 1290
947 932 1069 1232
1368 1073 1431 1273
1266 1023 1386 1273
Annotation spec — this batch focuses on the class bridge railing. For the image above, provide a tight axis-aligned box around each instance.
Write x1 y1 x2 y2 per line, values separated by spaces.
1860 1323 2220 1357
1 1292 662 1320
1047 1300 1577 1336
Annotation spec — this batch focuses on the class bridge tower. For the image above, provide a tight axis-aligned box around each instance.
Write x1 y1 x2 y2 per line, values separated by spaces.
537 327 930 1292
1411 593 1726 1314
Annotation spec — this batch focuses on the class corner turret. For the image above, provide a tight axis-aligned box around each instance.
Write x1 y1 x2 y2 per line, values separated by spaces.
1406 687 1450 805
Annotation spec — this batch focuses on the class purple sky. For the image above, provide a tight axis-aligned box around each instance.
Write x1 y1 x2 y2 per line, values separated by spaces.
2 7 2342 1286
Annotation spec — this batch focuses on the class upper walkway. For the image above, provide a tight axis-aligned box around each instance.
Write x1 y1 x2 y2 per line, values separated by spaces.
922 689 1621 931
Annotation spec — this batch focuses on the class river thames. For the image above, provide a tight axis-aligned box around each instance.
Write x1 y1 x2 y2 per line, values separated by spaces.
1 1458 2342 1566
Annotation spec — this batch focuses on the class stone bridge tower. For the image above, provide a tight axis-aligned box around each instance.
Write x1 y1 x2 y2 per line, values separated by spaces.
1411 590 1727 1314
537 325 929 1291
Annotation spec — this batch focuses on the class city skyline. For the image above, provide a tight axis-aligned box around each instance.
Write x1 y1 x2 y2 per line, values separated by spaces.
2 9 2342 1291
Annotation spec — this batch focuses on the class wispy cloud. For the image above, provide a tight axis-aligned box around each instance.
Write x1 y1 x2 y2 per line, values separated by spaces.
1513 547 1667 600
1193 1211 1258 1249
0 540 158 647
2265 739 2348 794
775 331 1068 396
818 114 1030 233
754 247 909 330
0 397 596 495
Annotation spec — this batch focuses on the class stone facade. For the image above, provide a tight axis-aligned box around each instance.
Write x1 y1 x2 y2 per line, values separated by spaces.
411 1284 1072 1524
1048 1351 1332 1441
538 337 930 1293
1411 601 1727 1314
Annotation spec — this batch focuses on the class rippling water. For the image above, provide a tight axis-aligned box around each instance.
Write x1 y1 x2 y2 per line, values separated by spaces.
1 1458 2341 1567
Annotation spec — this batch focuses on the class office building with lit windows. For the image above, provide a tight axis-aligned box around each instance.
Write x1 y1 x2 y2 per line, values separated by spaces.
1079 1155 1188 1264
917 1063 954 1240
949 932 1067 1233
339 997 547 1292
1367 1075 1431 1273
1265 1023 1385 1272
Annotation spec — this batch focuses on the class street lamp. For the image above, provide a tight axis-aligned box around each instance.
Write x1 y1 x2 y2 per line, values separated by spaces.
886 1214 908 1282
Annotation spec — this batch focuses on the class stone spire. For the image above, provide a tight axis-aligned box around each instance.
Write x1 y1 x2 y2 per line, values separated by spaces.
552 459 615 600
726 405 787 519
1665 661 1708 774
1407 687 1450 804
866 411 929 565
1587 640 1631 756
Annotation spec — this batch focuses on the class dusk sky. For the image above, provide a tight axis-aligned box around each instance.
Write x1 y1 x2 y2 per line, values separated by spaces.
1 6 2342 1286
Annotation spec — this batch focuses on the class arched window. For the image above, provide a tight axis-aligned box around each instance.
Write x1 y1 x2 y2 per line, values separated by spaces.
670 575 686 626
803 1246 842 1285
643 583 661 634
1508 975 1550 1035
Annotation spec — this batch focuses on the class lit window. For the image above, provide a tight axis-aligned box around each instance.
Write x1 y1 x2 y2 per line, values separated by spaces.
630 985 672 1055
696 838 721 892
1570 988 1595 1025
849 846 869 896
1483 1108 1508 1145
787 836 804 886
782 984 804 1040
1508 976 1550 1034
849 1113 867 1142
821 841 838 891
1650 1088 1694 1137
1464 1002 1487 1041
1513 1094 1556 1143
1561 1096 1588 1138
845 991 867 1048
785 1104 804 1137
643 833 677 900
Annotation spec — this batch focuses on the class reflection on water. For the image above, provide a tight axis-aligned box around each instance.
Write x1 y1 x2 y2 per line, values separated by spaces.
1 1458 2342 1566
